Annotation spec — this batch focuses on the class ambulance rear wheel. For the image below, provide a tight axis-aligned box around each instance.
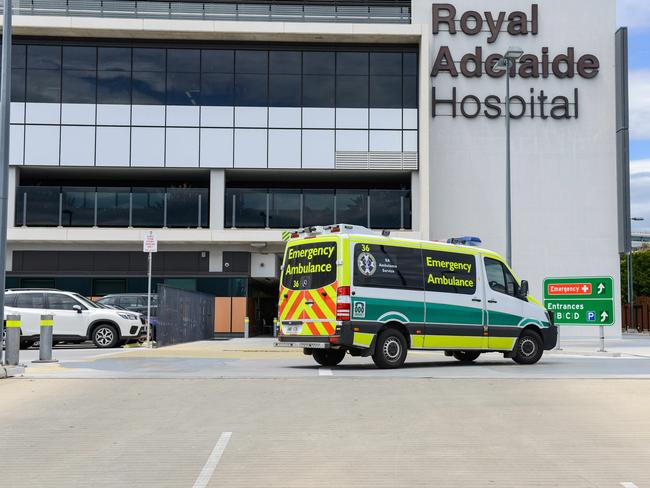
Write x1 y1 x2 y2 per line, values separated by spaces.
372 329 407 369
313 349 346 367
512 330 544 365
453 351 481 362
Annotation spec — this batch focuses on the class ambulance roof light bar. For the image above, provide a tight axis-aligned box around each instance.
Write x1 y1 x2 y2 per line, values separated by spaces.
447 236 482 247
288 224 380 239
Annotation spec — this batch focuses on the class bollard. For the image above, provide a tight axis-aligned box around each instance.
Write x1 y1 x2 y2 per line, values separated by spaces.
244 317 249 339
4 314 21 366
598 324 606 353
273 318 278 338
32 314 58 364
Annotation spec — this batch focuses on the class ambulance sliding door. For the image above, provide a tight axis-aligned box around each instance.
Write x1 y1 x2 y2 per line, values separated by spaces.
422 249 487 349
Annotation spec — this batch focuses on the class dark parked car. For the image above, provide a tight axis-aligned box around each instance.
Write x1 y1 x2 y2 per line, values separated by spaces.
97 294 158 318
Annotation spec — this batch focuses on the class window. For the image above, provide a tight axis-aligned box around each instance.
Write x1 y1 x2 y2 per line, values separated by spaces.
15 292 45 309
337 52 368 75
167 49 200 73
26 68 61 103
62 70 96 104
118 296 146 308
201 73 234 106
353 244 422 290
236 50 267 74
424 250 477 295
269 74 301 106
302 75 334 107
133 48 165 72
63 46 96 70
98 47 131 104
98 47 131 71
5 294 17 307
336 75 368 108
269 51 301 74
235 73 267 106
336 190 367 226
370 75 401 108
303 52 335 75
132 71 165 105
47 293 83 311
11 69 25 102
201 50 234 73
167 72 200 105
302 190 334 227
505 267 519 297
27 45 61 70
484 258 508 295
282 241 337 290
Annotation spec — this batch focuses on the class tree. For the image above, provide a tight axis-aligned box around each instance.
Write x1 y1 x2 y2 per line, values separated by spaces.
620 248 650 303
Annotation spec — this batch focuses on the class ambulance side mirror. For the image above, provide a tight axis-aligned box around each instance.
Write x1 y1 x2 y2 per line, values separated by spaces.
518 280 529 300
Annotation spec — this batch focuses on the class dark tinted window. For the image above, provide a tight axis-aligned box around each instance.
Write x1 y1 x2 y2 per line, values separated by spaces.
403 75 417 108
370 52 402 75
5 294 17 307
63 46 96 70
201 50 234 73
269 51 301 74
97 71 131 104
167 72 200 105
47 293 83 310
98 47 131 71
269 74 301 106
337 52 368 75
11 45 26 69
27 45 61 69
11 69 25 102
133 48 165 71
167 49 200 72
302 75 334 107
236 51 267 74
62 70 96 103
132 71 165 104
303 52 334 74
370 75 401 108
26 69 61 103
336 75 368 107
484 258 507 295
118 296 145 308
235 73 267 106
282 241 337 290
353 244 422 290
15 292 45 309
403 52 417 75
424 250 476 295
201 73 234 106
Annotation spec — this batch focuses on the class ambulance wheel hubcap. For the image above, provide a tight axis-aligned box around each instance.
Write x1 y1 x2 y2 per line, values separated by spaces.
383 337 401 361
521 338 536 357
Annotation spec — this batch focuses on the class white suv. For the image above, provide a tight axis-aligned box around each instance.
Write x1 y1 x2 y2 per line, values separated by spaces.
3 289 146 349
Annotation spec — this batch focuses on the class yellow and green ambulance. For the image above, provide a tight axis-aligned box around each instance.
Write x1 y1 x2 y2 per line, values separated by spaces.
275 224 557 369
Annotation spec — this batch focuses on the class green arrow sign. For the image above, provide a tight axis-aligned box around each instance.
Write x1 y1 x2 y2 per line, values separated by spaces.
543 277 614 326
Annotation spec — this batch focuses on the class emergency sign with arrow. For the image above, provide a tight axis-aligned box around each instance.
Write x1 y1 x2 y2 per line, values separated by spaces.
543 276 614 326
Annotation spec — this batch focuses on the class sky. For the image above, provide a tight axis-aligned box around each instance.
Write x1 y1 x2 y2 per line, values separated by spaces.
619 0 650 232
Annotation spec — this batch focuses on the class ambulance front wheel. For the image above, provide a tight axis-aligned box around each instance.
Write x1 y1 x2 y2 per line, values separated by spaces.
512 330 544 365
372 328 408 369
313 349 346 367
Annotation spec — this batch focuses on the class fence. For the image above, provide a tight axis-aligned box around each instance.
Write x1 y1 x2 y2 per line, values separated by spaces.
156 284 215 347
622 296 650 333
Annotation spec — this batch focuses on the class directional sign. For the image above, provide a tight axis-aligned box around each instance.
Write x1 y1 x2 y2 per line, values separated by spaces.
543 276 614 326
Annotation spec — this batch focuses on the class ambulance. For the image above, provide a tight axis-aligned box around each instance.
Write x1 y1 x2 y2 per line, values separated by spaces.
275 224 557 369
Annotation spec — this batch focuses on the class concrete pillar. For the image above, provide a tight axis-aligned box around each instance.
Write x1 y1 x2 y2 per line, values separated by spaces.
410 171 420 233
7 166 16 228
209 169 225 230
209 247 223 272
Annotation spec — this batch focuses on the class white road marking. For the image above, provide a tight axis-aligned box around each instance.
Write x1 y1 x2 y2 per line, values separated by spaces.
319 368 333 376
192 431 232 488
621 483 639 488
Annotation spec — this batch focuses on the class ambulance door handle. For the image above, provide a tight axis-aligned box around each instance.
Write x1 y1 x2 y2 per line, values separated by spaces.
488 299 498 304
472 298 482 303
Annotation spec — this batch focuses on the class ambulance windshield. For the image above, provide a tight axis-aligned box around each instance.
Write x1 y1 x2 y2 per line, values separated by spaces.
282 241 337 290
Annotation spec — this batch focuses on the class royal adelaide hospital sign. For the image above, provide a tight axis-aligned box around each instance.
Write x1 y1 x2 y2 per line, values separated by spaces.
430 3 600 120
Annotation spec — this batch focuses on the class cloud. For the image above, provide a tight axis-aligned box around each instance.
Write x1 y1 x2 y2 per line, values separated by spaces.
630 70 650 139
618 0 650 29
631 159 650 231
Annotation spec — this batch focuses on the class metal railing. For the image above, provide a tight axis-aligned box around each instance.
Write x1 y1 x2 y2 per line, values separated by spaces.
16 186 209 229
225 187 411 230
2 0 411 23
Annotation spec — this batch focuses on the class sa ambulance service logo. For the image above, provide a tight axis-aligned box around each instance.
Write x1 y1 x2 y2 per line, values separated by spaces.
357 252 377 277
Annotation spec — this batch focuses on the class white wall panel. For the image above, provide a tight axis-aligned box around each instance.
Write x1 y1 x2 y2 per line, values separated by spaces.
24 125 60 166
131 127 165 167
268 129 301 168
403 131 418 152
97 104 131 125
369 130 401 152
403 109 418 130
269 107 301 128
200 128 233 168
370 108 402 130
9 125 24 165
234 129 267 168
166 128 199 167
25 103 60 125
336 130 368 152
96 127 130 167
10 102 24 124
235 107 267 127
60 126 95 166
336 108 368 129
166 106 199 127
303 108 334 128
132 105 165 126
302 130 334 168
201 106 233 127
61 104 95 125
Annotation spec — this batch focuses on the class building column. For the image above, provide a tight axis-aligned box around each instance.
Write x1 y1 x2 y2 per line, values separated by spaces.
410 171 420 233
7 166 16 228
418 29 431 241
209 169 225 230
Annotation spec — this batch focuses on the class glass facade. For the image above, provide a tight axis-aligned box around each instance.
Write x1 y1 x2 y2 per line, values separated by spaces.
225 188 411 230
16 186 208 228
8 42 417 109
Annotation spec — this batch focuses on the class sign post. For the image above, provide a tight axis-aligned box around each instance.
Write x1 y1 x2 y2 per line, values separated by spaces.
543 276 614 351
143 231 158 348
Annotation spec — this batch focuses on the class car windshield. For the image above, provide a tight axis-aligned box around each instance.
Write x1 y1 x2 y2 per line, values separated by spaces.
73 294 100 309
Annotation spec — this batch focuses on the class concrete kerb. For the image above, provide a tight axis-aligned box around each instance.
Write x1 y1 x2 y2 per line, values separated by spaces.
1 365 26 378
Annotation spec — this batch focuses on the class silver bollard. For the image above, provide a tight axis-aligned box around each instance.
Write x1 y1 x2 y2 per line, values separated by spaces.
273 318 278 338
32 314 58 364
598 324 606 353
244 317 249 339
4 314 21 366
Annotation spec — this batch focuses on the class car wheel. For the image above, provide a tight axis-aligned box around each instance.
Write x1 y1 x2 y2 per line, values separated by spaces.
92 324 119 348
453 351 481 363
512 330 544 365
372 328 408 369
312 349 346 367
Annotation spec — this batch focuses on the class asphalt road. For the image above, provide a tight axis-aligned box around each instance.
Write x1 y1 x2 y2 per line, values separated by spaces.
2 377 650 488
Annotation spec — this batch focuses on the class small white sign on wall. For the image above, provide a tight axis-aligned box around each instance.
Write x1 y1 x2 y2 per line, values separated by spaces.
143 231 158 253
